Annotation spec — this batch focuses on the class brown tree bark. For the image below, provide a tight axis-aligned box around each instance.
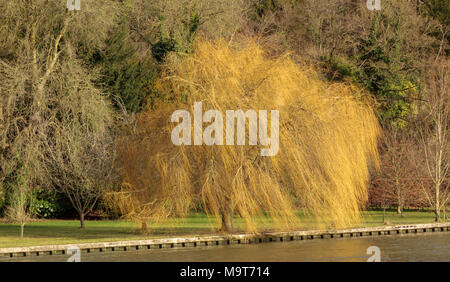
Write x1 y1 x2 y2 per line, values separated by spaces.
20 223 24 239
79 212 85 229
435 207 440 222
141 221 148 233
219 205 234 232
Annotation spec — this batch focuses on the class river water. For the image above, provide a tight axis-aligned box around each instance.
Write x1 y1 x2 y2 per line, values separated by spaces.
2 232 449 262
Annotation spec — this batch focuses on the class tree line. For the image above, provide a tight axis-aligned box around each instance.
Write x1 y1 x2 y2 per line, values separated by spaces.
0 0 448 237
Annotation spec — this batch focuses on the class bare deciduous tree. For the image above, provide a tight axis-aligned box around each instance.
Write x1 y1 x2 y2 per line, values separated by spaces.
44 59 115 229
375 128 418 216
414 59 450 222
0 0 117 231
4 172 32 239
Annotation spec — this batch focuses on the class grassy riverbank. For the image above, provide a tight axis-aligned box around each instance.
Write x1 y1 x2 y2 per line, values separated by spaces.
0 211 447 248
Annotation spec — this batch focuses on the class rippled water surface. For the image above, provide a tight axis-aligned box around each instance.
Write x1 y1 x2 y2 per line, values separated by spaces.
2 232 449 262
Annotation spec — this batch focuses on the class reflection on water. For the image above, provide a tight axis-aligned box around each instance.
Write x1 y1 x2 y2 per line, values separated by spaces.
2 232 449 262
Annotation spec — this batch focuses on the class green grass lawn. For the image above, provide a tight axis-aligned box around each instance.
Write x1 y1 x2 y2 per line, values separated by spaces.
0 211 447 248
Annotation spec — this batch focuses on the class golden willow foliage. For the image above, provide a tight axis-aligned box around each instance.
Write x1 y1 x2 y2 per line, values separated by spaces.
114 39 381 232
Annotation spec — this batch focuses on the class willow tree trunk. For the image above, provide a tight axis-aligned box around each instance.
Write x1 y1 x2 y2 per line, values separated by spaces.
141 221 148 233
219 200 234 232
220 211 233 232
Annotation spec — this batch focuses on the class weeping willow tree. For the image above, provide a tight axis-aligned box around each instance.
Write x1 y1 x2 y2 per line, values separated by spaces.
114 39 380 233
